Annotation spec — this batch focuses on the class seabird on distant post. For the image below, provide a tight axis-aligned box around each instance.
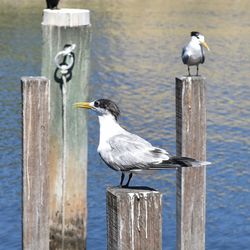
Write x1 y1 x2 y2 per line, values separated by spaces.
46 0 60 9
182 31 210 76
74 99 211 187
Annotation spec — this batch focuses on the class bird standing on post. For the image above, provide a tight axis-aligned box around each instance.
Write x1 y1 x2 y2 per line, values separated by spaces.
74 99 210 187
182 31 210 76
46 0 60 9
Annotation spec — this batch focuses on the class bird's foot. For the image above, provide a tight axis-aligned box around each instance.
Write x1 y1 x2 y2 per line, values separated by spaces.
117 184 129 188
122 184 129 188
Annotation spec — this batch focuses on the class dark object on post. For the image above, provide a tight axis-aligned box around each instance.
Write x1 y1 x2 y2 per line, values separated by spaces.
22 77 50 250
176 76 207 250
46 0 60 9
107 187 162 250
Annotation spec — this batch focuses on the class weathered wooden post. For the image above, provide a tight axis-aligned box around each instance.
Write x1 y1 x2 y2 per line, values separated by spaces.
22 77 50 250
107 187 162 250
175 76 207 250
41 9 91 249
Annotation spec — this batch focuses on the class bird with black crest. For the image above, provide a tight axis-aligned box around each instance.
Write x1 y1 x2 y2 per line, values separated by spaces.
182 31 210 76
74 99 211 187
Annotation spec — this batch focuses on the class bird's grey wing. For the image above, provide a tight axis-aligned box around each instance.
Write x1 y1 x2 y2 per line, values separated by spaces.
182 47 190 64
200 46 205 64
103 133 170 171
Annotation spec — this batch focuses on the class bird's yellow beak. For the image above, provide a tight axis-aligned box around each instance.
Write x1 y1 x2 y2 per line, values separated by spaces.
201 41 210 51
73 102 92 109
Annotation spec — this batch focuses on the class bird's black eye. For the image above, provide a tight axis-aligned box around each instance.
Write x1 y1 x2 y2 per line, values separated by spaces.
94 101 100 107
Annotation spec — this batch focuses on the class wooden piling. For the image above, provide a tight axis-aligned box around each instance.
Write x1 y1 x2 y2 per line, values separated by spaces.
175 76 207 250
41 9 91 249
22 77 50 250
107 187 162 250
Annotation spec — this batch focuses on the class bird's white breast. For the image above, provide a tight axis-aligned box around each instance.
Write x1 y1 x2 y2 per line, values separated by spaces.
97 114 126 153
185 39 203 65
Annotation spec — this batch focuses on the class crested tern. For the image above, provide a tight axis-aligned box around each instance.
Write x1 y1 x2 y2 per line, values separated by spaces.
182 31 210 76
74 99 210 187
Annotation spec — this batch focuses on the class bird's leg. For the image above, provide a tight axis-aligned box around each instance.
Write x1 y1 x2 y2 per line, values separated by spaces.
196 65 199 76
188 66 191 76
123 173 133 188
119 172 125 187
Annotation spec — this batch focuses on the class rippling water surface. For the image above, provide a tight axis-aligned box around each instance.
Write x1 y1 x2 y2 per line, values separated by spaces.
0 1 249 249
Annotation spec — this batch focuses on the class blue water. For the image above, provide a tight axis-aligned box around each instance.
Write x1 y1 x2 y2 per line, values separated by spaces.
0 1 250 249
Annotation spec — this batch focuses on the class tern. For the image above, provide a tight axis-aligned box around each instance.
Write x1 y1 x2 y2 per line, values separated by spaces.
182 31 210 76
74 99 210 187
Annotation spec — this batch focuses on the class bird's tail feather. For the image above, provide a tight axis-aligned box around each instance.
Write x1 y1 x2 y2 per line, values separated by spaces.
150 156 211 169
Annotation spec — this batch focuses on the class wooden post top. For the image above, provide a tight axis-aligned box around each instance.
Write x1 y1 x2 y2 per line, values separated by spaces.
107 186 162 249
107 186 161 196
176 75 206 81
21 76 48 81
42 8 90 27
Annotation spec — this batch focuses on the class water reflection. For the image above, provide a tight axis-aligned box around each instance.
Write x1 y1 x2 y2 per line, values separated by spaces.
0 0 249 249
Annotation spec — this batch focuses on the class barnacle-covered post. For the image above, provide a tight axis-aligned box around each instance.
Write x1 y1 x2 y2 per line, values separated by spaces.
41 9 91 249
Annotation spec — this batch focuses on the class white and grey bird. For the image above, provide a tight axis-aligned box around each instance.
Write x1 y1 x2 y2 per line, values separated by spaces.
182 31 210 76
74 99 210 187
